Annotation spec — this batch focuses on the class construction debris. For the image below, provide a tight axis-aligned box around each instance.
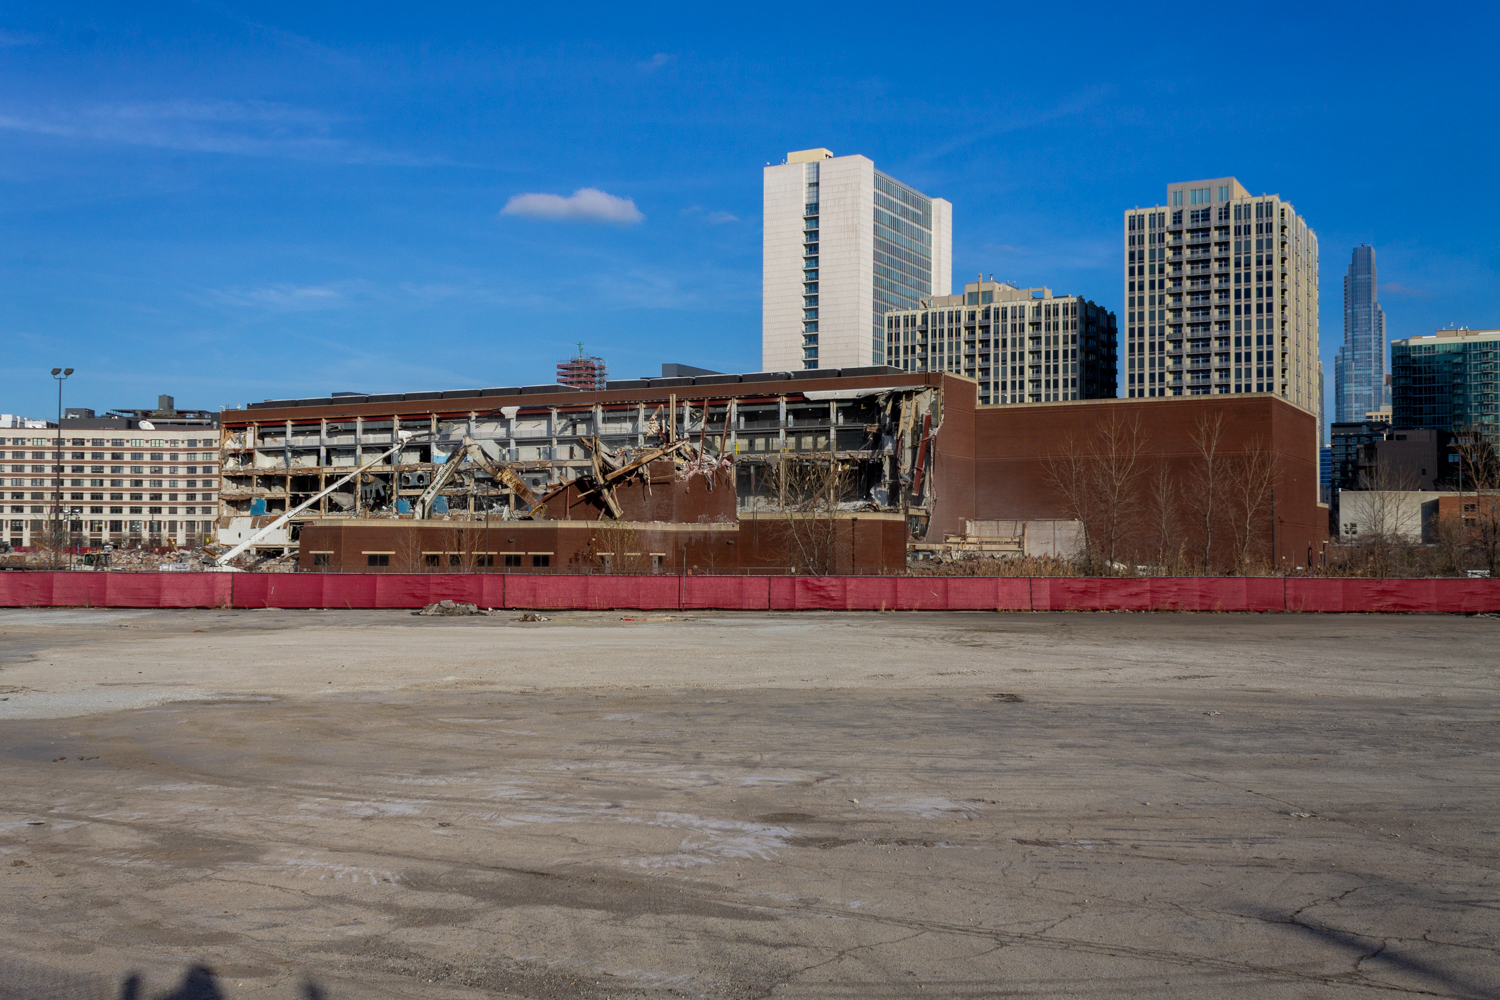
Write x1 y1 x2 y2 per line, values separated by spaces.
413 600 485 616
516 612 551 622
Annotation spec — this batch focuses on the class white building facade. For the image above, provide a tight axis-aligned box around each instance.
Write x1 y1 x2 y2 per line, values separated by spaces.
4 428 220 550
763 148 951 372
1123 177 1318 413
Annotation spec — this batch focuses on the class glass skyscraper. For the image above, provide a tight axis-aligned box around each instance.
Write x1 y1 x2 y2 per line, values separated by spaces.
1334 245 1386 423
1391 328 1500 446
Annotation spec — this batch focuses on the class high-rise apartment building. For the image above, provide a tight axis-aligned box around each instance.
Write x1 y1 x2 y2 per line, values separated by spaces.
763 148 952 371
1122 177 1318 412
1391 327 1500 446
1334 245 1386 423
883 279 1117 404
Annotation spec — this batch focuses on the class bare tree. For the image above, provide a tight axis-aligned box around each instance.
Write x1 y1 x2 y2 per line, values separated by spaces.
1452 429 1500 576
1226 438 1278 573
1188 413 1226 572
1143 459 1182 573
1042 416 1144 573
1091 415 1144 569
591 521 646 574
763 455 855 575
1042 433 1094 560
1344 461 1421 577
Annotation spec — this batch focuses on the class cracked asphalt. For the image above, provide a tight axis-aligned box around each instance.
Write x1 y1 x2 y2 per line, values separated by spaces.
0 608 1496 998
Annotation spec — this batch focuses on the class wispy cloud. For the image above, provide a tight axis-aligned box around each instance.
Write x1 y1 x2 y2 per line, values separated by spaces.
197 282 349 311
1381 281 1429 298
638 53 673 72
911 85 1115 164
680 205 738 224
0 98 441 164
0 28 39 47
501 188 645 224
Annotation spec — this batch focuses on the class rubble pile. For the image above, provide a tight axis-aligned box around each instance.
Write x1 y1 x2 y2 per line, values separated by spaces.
414 600 486 616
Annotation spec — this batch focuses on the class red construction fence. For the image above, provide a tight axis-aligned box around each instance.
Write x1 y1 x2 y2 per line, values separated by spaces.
0 572 1497 613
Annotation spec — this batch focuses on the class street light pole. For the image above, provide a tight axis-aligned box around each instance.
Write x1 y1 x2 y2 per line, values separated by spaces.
50 367 74 566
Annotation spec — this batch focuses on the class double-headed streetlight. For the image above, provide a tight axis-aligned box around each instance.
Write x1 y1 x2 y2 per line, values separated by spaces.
51 367 74 561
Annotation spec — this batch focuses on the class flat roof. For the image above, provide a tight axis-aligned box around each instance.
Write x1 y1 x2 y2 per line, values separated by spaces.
224 368 931 424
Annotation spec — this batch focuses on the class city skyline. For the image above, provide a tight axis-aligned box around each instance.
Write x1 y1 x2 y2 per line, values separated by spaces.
1 3 1495 429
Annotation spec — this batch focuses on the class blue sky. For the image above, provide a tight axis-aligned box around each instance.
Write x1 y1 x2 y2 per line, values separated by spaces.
2 2 1496 428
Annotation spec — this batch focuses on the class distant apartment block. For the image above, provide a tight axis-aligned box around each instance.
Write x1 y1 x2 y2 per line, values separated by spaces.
3 395 219 550
1391 327 1500 445
763 148 952 372
1122 177 1318 412
1334 245 1386 424
883 279 1118 404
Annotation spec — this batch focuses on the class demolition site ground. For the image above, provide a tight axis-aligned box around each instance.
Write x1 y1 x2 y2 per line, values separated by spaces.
0 609 1495 999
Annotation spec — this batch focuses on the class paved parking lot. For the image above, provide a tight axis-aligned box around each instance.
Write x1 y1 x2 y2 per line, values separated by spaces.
1 609 1496 998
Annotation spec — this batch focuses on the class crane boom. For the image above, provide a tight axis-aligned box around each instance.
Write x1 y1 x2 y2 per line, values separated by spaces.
214 434 413 567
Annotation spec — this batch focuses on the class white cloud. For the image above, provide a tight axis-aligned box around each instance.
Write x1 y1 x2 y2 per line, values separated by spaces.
638 53 673 72
1381 281 1429 298
501 188 645 224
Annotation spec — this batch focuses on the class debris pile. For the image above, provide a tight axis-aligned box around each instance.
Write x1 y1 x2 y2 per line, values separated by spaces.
516 612 551 622
413 600 485 616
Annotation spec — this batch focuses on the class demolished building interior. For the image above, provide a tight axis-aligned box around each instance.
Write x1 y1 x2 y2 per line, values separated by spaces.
217 371 949 563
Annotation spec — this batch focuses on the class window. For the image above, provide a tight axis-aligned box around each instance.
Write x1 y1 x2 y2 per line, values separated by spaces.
475 554 494 568
504 553 523 568
1171 190 1183 207
424 553 440 567
366 553 390 567
531 554 550 568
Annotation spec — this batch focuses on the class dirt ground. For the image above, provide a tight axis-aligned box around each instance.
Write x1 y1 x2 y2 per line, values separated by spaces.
0 609 1496 999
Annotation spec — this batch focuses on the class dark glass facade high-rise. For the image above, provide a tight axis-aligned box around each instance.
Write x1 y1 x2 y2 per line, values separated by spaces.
1334 245 1385 423
1390 328 1500 446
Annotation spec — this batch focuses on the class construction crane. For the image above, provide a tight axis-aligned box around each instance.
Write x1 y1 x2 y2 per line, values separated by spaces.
214 432 416 567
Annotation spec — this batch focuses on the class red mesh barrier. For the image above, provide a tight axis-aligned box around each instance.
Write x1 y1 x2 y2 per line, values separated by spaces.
49 574 107 608
154 574 233 608
683 576 772 610
0 574 55 606
2 572 1499 612
768 577 798 610
504 575 680 610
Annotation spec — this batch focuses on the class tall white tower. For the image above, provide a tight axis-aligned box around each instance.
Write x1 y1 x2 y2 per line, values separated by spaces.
762 149 951 372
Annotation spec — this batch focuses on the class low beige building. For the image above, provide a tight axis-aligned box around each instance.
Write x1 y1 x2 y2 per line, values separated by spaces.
4 396 219 550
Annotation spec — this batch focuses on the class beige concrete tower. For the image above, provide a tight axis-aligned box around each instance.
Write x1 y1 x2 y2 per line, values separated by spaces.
762 149 951 372
1122 177 1318 414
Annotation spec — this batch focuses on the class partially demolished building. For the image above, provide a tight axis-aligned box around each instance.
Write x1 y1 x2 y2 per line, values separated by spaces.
215 368 1327 573
217 369 953 573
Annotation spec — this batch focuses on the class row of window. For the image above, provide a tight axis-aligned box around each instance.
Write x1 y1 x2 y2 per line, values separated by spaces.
8 519 214 534
0 437 215 448
351 552 551 569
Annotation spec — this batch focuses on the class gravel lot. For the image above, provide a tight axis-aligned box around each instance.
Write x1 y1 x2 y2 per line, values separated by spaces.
1 609 1496 998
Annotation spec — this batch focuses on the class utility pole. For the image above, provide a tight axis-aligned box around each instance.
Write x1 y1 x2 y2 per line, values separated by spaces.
50 367 74 566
